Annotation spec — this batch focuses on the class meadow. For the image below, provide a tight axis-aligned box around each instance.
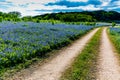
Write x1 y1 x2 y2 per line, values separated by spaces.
0 21 94 68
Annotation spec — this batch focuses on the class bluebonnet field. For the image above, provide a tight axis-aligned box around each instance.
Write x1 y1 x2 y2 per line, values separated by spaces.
110 27 120 35
0 21 94 68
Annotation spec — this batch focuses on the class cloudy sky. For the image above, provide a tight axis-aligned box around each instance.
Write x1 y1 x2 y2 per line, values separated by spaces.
0 0 120 16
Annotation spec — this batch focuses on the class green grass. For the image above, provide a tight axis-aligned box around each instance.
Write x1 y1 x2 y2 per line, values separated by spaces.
108 29 120 54
61 28 102 80
1 49 65 80
115 26 120 28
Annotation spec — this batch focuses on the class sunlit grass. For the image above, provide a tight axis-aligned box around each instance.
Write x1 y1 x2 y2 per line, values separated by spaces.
108 27 120 54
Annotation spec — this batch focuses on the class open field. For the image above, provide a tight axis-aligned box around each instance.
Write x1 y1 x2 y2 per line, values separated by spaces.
0 21 97 79
0 21 120 80
0 22 94 68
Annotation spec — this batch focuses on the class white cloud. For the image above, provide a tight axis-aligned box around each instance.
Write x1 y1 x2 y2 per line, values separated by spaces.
26 3 67 10
12 4 101 16
0 3 101 16
100 0 111 6
6 0 56 5
68 0 88 2
0 2 67 16
107 5 120 10
50 4 101 11
112 0 120 6
0 0 119 16
70 5 101 11
0 0 58 16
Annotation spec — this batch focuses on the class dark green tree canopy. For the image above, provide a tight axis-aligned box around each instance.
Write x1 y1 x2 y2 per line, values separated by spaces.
8 11 21 17
0 10 120 22
33 10 120 22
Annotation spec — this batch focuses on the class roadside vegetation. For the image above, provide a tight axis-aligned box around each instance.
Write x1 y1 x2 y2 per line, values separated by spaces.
108 27 120 54
61 28 102 80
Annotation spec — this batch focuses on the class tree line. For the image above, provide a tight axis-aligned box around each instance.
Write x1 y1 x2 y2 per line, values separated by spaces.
0 10 120 22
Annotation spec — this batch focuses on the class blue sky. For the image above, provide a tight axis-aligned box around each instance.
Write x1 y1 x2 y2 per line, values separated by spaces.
0 0 120 16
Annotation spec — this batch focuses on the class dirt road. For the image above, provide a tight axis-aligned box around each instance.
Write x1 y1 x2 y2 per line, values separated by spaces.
10 28 99 80
97 28 120 80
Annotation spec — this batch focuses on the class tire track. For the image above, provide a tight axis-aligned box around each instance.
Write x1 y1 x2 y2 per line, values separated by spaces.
98 27 120 80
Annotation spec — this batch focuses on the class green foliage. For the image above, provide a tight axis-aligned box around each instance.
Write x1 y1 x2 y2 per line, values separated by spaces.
85 22 96 26
61 28 102 80
109 29 120 54
22 16 33 22
33 10 120 22
34 13 95 22
8 11 21 17
112 22 116 27
0 17 3 22
93 22 96 26
0 10 120 22
0 11 21 22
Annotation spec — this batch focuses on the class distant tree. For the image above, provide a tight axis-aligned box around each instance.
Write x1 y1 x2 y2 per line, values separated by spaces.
22 16 32 21
112 22 116 27
0 17 2 22
0 12 3 16
8 11 21 17
93 22 96 26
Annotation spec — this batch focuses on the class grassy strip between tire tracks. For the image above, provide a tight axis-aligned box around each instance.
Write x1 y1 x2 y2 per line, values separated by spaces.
61 28 102 80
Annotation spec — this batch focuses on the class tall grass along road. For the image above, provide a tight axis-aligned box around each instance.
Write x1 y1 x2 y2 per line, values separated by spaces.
11 28 99 80
97 27 120 80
